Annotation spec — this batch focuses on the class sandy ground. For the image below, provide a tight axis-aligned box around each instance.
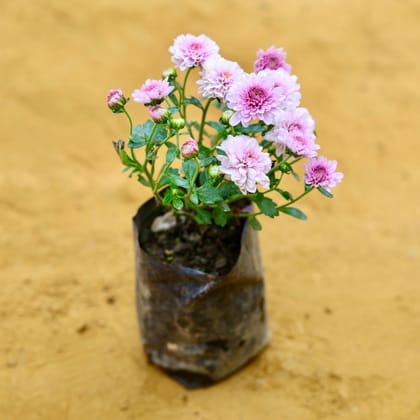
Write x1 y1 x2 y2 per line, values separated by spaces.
1 0 420 419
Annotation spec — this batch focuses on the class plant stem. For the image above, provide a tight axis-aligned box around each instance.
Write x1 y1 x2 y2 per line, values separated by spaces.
278 186 314 209
181 68 193 117
185 157 201 202
225 194 244 204
122 108 139 162
234 210 262 218
122 108 133 135
198 98 213 144
179 68 194 137
154 162 170 193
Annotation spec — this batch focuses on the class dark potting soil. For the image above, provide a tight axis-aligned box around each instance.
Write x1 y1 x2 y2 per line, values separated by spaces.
139 215 245 276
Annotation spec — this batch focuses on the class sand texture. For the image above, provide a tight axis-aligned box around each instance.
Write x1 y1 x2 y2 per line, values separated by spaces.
1 0 420 419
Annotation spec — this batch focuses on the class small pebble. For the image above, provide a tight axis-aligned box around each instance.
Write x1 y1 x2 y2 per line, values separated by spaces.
76 324 89 334
106 296 116 305
214 257 227 270
151 211 177 232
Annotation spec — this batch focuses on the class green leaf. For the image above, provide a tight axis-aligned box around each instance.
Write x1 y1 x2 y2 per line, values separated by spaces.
277 189 293 201
167 167 179 176
184 96 203 109
206 121 224 131
291 169 300 182
200 156 215 166
132 124 144 137
152 125 168 142
128 124 147 148
158 175 170 188
198 144 212 155
168 106 179 114
194 208 212 224
168 92 179 106
182 159 198 184
199 168 209 185
119 150 137 167
165 143 177 164
128 138 146 149
213 206 229 227
169 175 190 189
318 187 333 198
143 120 154 138
145 152 158 161
279 206 307 220
252 194 279 217
163 189 174 206
219 181 241 198
197 183 223 204
220 201 230 212
260 140 272 149
212 100 223 110
248 216 262 230
137 174 150 187
172 198 184 210
190 190 199 205
238 122 266 134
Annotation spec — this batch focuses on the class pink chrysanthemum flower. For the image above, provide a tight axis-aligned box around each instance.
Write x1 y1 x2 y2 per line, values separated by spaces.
226 71 285 127
180 138 199 159
107 89 123 107
169 34 220 70
217 135 272 194
304 156 344 191
254 46 291 73
106 89 126 111
147 105 170 122
132 79 174 105
258 69 301 110
197 56 244 102
265 107 319 158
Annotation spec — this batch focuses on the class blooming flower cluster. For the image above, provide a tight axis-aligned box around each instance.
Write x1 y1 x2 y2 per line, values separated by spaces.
107 34 343 228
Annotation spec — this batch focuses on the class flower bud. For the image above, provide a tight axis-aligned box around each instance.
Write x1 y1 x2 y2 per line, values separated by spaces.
162 67 177 81
221 109 234 125
278 162 291 173
208 165 220 178
107 89 127 113
147 105 170 123
112 139 125 156
180 138 198 159
169 117 185 130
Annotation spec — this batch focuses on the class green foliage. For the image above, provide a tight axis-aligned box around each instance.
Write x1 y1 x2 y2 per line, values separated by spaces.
277 189 292 201
184 96 203 109
197 184 223 204
248 217 262 230
165 142 177 164
182 159 198 184
318 187 334 198
251 194 279 218
279 206 307 220
194 207 212 224
153 125 168 142
128 125 147 149
213 206 229 227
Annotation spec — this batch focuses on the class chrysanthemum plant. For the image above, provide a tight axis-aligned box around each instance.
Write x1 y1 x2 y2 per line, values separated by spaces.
108 34 343 230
